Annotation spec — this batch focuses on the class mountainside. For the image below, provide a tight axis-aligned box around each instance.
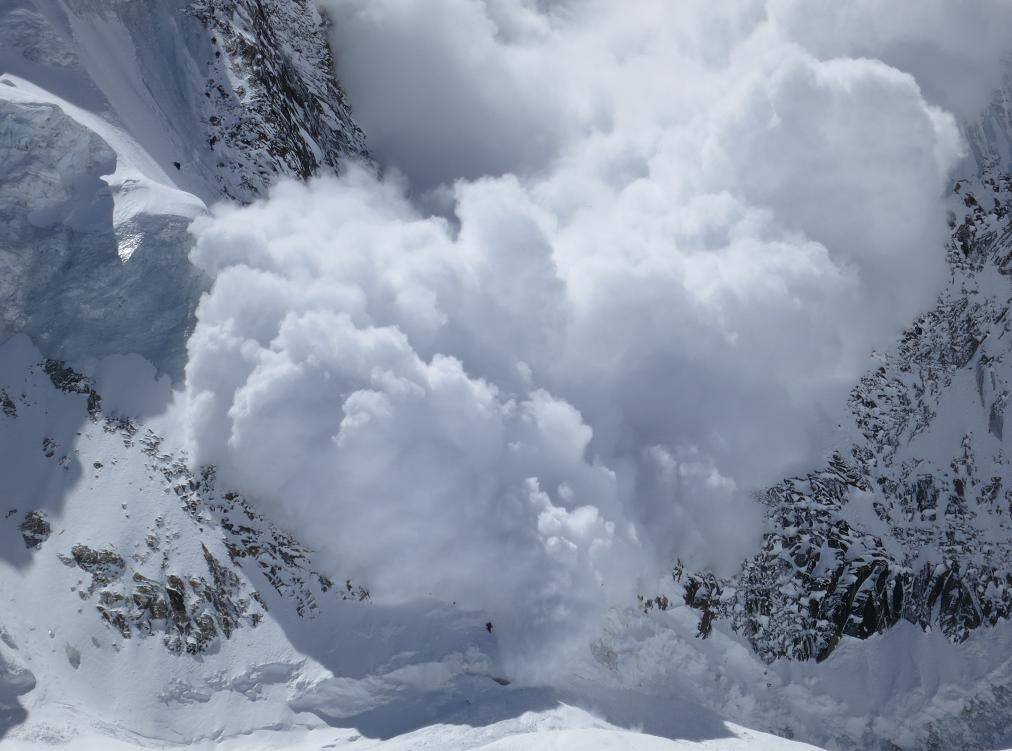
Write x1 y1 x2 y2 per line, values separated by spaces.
0 335 831 751
2 2 1012 750
683 169 1012 656
0 0 366 375
185 0 367 200
674 73 1012 747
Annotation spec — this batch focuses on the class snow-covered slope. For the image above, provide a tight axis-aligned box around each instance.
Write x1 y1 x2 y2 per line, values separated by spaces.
0 336 822 749
1 338 1009 750
0 0 366 205
0 0 366 375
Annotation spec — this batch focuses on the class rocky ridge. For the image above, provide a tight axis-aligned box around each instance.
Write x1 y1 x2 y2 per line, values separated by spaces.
1 355 366 657
681 84 1012 668
186 0 369 201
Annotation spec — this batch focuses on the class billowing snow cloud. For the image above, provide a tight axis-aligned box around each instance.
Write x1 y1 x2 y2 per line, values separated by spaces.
183 0 1011 674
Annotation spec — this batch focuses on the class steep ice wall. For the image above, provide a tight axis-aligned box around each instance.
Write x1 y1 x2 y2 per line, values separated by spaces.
0 0 367 375
0 78 207 374
1 0 367 204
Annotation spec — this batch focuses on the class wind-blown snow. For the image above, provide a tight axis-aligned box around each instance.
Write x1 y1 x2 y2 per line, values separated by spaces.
182 0 1011 676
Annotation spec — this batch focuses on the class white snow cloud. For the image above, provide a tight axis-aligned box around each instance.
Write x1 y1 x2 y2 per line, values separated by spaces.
183 1 1010 674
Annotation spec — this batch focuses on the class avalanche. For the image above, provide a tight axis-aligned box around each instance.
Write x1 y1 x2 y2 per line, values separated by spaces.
3 1 1012 750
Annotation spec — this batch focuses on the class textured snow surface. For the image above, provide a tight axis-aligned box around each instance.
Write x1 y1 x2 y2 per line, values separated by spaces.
2 721 825 751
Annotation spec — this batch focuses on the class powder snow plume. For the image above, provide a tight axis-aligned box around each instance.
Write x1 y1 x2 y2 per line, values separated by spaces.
181 0 1012 677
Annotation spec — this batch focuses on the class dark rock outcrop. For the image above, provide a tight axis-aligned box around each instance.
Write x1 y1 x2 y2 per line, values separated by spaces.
683 162 1012 663
186 0 368 201
18 511 50 550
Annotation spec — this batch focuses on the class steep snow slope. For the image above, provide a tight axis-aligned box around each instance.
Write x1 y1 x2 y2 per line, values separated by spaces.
0 0 366 375
0 337 821 749
0 0 366 205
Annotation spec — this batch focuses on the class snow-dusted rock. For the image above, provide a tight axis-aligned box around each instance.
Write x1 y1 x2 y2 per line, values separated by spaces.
675 68 1012 749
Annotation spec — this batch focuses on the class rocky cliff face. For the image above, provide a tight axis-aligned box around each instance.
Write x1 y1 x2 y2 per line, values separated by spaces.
186 0 368 201
964 64 1012 179
681 78 1012 673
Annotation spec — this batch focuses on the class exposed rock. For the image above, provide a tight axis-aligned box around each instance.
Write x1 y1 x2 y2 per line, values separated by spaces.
185 0 368 201
69 545 126 593
18 510 51 550
178 471 362 618
684 157 1012 662
0 389 15 418
41 359 101 419
71 541 263 654
46 412 359 655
